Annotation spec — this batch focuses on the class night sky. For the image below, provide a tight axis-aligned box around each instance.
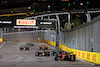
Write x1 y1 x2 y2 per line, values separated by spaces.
0 0 99 10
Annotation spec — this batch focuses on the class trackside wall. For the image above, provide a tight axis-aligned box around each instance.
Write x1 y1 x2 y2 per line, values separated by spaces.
44 40 100 64
44 17 100 64
2 31 44 42
0 38 3 42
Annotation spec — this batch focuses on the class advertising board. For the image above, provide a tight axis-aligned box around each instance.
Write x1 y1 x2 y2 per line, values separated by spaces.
16 19 36 25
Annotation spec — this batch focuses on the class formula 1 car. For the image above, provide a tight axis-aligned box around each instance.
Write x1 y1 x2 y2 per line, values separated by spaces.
55 52 76 61
35 50 50 56
20 45 29 50
38 45 48 50
51 49 61 56
26 42 34 46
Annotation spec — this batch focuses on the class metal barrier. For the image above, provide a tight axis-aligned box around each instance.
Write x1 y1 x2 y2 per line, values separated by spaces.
60 24 93 52
59 21 100 53
3 31 44 42
43 20 100 53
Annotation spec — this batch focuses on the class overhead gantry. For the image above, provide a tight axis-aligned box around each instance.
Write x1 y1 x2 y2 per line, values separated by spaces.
24 10 94 46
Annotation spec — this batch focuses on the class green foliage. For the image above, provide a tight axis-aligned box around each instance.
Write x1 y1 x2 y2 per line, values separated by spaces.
71 18 83 26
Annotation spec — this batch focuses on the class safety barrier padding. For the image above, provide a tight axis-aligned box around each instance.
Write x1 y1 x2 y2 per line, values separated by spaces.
59 43 100 65
44 40 100 65
0 38 3 42
44 40 56 46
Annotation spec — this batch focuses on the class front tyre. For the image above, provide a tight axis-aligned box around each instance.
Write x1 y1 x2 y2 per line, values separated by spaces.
35 52 39 56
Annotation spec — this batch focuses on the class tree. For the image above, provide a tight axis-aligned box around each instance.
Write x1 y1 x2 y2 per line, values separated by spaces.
71 18 83 26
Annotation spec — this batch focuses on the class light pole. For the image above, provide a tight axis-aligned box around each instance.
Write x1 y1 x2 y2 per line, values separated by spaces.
80 2 91 23
56 14 60 46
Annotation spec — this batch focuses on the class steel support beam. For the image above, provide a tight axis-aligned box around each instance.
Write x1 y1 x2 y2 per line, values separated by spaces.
56 14 60 46
48 16 50 19
18 28 20 32
68 13 70 23
4 28 6 33
86 12 91 23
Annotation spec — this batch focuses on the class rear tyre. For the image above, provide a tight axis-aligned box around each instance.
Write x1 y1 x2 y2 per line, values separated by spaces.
48 52 50 56
55 57 58 61
44 52 46 56
27 47 29 50
68 55 71 61
35 52 39 56
46 47 48 49
20 47 22 50
71 55 76 61
73 55 76 61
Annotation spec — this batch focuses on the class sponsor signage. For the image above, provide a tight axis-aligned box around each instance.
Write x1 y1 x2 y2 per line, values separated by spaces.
16 19 36 25
0 21 13 27
40 22 52 25
37 21 56 28
0 21 12 24
0 17 16 27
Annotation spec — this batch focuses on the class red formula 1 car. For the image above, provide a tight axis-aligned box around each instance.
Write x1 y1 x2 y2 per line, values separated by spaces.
38 45 48 50
55 52 76 61
35 50 50 56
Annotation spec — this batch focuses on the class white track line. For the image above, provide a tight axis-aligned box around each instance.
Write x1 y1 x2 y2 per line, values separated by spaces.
80 60 95 65
0 42 5 48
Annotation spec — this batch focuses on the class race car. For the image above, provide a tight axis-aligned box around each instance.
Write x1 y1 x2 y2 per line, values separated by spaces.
20 45 29 50
38 45 48 50
55 52 76 61
35 50 50 56
51 49 61 56
26 42 34 46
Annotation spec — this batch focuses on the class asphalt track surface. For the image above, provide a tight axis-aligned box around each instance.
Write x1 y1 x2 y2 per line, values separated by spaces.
0 42 99 67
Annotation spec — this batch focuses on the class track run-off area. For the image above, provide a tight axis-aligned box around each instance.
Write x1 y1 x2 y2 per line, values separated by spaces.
0 42 99 67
